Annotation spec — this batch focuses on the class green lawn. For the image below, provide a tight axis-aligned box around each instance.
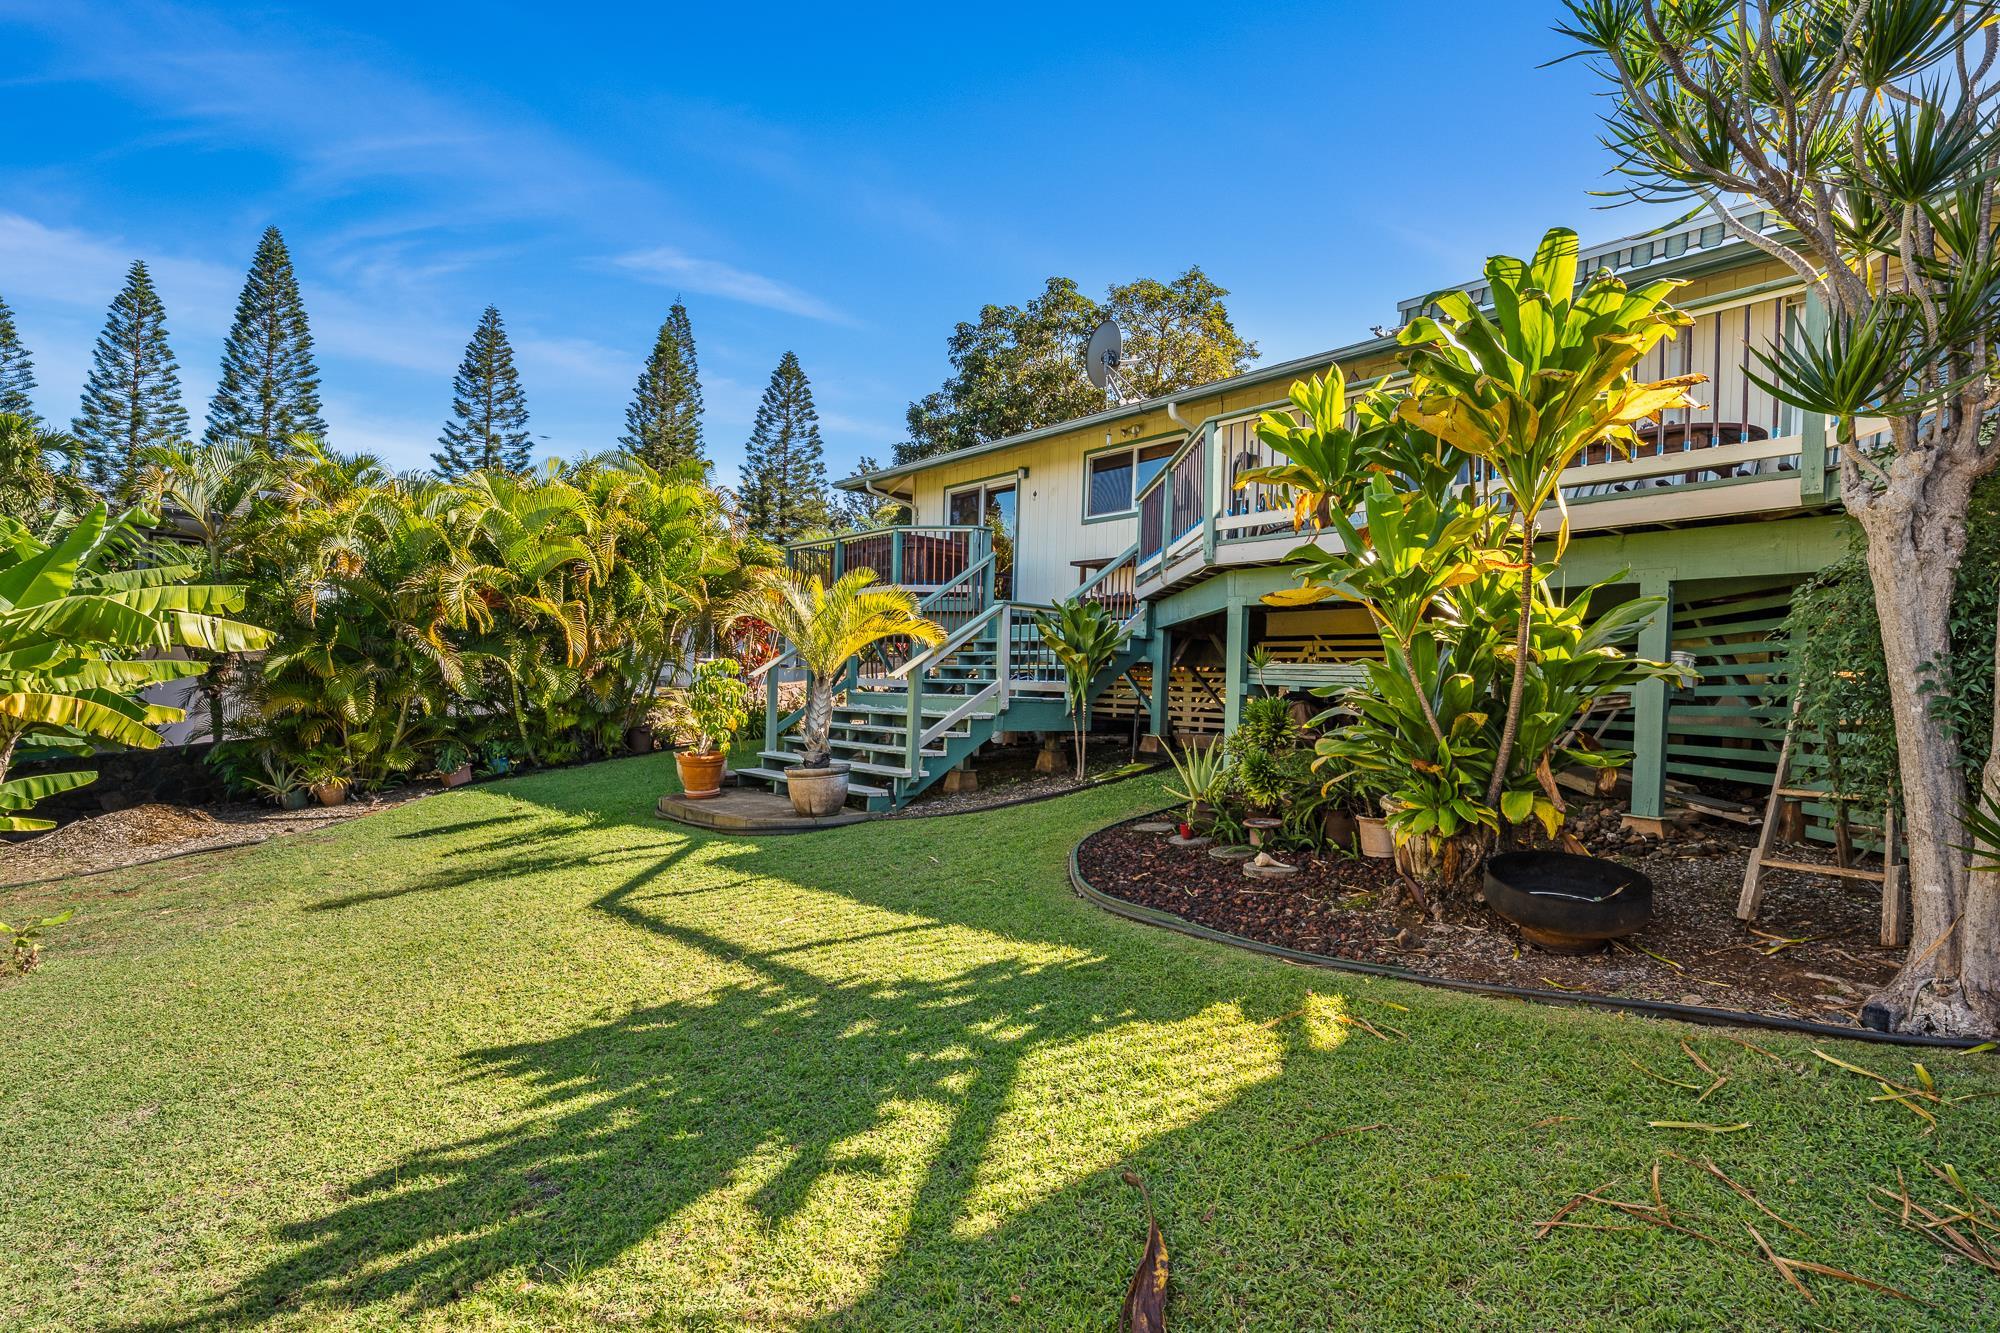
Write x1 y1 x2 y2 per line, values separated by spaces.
1 756 1995 1330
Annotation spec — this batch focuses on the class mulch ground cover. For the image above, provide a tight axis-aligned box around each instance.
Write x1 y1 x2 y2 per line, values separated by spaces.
1076 798 1905 1029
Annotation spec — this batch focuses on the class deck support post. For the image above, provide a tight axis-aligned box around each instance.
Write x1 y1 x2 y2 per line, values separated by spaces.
1222 600 1249 737
1627 571 1674 824
1147 628 1172 742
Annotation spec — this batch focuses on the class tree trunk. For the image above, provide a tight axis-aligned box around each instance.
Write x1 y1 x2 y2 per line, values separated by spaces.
802 679 834 768
1850 455 1995 1035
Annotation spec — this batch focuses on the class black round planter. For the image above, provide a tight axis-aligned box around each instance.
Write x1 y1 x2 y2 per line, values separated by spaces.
1484 851 1654 954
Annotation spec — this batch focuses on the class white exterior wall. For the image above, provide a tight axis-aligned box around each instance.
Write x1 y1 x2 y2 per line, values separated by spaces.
904 430 1160 605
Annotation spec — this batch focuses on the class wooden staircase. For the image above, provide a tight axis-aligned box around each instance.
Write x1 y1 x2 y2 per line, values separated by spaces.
748 537 1151 811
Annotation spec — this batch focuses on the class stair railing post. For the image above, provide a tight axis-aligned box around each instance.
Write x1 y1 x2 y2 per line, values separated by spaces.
891 528 905 587
998 604 1012 708
904 650 924 783
765 655 781 753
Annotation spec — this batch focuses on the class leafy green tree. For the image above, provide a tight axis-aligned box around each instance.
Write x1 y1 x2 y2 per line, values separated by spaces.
621 300 705 473
0 414 91 527
738 351 831 543
434 305 531 477
204 226 327 451
0 291 36 419
72 261 188 490
127 440 280 742
0 504 270 831
1558 0 2000 1035
899 268 1257 463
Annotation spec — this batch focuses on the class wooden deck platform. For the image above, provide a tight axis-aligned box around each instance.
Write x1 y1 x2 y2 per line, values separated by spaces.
655 786 875 833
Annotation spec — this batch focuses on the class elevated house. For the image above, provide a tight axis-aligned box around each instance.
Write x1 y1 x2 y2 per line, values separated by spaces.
751 214 1861 830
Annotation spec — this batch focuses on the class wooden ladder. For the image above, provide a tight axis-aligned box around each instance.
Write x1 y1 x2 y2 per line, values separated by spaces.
1736 693 1906 946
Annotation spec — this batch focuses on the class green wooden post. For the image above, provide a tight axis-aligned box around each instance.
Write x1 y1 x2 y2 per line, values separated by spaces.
1797 288 1830 503
832 538 846 580
1148 628 1172 741
891 528 905 586
765 662 780 753
1629 571 1674 822
1201 420 1221 566
1222 599 1249 736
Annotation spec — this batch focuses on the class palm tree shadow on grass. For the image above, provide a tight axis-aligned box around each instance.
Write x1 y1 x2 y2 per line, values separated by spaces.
165 773 1342 1327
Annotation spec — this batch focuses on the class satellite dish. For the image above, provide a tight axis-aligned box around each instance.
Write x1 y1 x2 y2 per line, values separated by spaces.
1084 318 1135 402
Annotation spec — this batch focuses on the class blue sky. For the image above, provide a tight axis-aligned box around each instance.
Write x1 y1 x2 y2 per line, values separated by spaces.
1 1 1678 481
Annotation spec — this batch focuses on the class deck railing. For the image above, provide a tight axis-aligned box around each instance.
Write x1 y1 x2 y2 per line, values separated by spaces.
786 524 993 594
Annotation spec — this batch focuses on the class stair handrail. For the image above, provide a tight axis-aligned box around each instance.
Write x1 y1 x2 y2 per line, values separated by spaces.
1074 541 1139 603
907 601 1009 772
887 600 1003 680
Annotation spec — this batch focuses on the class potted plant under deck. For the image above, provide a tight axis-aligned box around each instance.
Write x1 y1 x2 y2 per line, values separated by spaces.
672 659 749 801
731 569 943 817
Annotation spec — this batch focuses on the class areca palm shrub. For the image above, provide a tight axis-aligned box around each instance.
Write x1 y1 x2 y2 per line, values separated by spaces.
730 569 944 768
0 504 270 830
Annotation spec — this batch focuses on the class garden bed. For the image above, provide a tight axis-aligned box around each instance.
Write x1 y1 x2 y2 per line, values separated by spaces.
1075 802 1905 1030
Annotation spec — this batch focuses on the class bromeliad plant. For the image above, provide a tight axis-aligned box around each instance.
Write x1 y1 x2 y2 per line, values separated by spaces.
0 504 271 831
1243 228 1696 895
1034 597 1129 780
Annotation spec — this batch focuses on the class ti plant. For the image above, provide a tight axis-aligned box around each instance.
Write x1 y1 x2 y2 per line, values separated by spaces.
1240 228 1696 892
0 505 271 832
1034 597 1129 780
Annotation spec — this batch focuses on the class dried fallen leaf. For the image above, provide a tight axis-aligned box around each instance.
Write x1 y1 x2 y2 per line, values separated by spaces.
1628 1057 1702 1091
1648 1120 1751 1134
1120 1171 1167 1333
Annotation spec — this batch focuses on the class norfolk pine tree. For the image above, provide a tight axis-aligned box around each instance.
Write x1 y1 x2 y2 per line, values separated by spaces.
738 351 831 544
0 291 35 419
72 260 188 490
205 226 327 451
621 300 705 473
434 305 531 476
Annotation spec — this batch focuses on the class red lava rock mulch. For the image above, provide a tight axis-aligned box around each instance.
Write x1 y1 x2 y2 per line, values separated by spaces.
1076 801 1905 1029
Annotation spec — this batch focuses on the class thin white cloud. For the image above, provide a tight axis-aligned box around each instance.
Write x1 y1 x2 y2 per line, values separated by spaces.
613 247 853 325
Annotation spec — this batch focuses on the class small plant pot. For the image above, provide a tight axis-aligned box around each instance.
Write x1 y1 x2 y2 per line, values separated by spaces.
675 749 727 800
280 789 311 811
1355 814 1394 859
625 725 655 756
786 764 850 817
441 764 474 789
1320 809 1358 852
310 781 349 807
1484 851 1654 953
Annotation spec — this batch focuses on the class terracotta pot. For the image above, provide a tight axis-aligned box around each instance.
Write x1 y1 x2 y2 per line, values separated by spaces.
441 764 474 789
786 764 850 817
1321 809 1359 853
675 749 727 800
625 725 655 756
310 781 349 807
1355 814 1394 859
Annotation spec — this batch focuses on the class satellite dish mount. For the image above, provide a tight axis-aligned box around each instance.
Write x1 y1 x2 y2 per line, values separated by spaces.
1084 318 1138 404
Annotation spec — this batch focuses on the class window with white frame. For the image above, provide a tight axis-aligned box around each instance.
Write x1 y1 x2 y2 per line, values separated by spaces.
1085 440 1179 518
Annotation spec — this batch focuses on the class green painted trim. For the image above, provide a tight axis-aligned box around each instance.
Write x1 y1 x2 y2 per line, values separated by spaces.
1628 571 1674 821
1222 600 1249 735
1148 629 1171 737
1553 514 1853 586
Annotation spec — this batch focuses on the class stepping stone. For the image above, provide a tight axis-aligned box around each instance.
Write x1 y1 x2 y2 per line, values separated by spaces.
1132 821 1176 834
1166 834 1213 849
1243 860 1300 881
1208 845 1256 862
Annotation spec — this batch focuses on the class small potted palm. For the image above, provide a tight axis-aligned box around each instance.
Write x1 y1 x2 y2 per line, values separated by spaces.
300 750 350 807
731 569 944 816
673 659 749 800
434 740 474 789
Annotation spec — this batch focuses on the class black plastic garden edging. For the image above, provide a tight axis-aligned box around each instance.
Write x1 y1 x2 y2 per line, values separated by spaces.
1068 812 1994 1051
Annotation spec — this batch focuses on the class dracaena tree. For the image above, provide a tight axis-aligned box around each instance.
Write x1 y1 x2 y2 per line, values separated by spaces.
1034 598 1129 779
0 505 270 831
1557 0 2000 1035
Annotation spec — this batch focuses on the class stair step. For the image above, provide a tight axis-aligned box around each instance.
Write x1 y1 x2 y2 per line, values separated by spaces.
846 697 996 719
830 736 947 758
737 765 892 798
757 751 917 781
